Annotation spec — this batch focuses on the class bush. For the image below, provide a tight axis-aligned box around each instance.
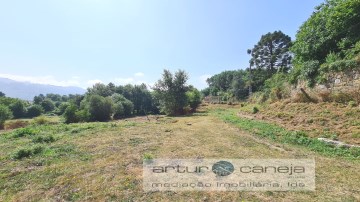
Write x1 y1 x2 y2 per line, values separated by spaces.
122 100 134 117
33 116 50 125
111 94 134 118
252 107 259 114
348 101 357 108
12 127 38 138
300 60 320 87
75 109 91 122
41 99 55 112
27 105 44 118
63 105 79 124
81 95 113 122
12 145 44 160
9 100 26 119
32 135 55 143
55 102 70 115
113 102 125 119
186 88 201 111
0 105 13 129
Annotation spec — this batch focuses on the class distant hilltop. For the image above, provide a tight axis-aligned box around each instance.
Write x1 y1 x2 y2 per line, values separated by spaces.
0 77 86 100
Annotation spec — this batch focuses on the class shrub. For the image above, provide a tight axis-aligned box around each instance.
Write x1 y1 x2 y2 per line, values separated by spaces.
75 109 91 122
121 100 134 117
55 102 71 115
300 60 320 87
186 88 201 111
27 105 44 118
63 104 79 124
12 145 44 159
9 100 26 119
32 135 55 143
252 107 259 114
0 105 13 129
33 116 50 125
348 101 357 108
81 95 113 121
12 127 38 137
113 102 125 119
41 99 55 112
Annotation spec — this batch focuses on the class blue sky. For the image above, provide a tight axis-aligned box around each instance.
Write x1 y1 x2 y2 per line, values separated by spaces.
0 0 323 89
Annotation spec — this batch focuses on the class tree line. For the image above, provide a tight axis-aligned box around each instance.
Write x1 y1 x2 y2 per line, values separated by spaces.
0 69 201 129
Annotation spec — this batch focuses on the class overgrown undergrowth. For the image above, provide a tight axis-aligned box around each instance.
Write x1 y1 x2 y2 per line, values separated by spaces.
211 108 360 159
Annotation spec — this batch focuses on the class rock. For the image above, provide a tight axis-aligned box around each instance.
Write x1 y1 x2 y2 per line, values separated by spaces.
317 138 360 148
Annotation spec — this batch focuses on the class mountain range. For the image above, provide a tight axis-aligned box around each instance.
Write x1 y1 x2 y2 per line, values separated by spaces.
0 77 86 100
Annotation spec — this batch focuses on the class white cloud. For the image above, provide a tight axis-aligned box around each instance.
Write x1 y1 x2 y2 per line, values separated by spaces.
0 73 81 87
134 72 145 77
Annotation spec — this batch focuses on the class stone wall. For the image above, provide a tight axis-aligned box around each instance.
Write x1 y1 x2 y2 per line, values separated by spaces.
291 68 360 103
317 69 360 92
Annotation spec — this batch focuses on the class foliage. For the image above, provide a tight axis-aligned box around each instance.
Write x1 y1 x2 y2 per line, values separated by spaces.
9 100 27 118
263 73 290 101
87 83 113 97
81 95 113 122
111 93 134 119
26 104 44 118
248 30 292 73
56 102 71 115
41 99 55 112
206 69 249 99
12 145 44 160
0 91 5 97
153 69 189 115
291 0 360 83
33 116 50 125
63 104 79 124
186 86 201 111
0 105 13 129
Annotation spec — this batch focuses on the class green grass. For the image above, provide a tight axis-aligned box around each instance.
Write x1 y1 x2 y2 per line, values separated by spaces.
211 108 360 159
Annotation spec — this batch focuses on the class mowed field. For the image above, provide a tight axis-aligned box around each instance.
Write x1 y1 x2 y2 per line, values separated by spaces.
0 105 359 201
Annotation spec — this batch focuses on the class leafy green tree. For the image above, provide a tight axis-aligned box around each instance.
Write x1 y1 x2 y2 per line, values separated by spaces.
111 93 134 119
41 99 55 112
81 95 113 121
27 105 44 118
292 0 360 64
186 86 201 111
63 104 79 123
45 93 62 102
0 105 12 129
33 94 45 105
153 69 189 115
56 102 71 115
87 83 113 97
249 30 292 74
9 100 26 118
0 92 5 97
